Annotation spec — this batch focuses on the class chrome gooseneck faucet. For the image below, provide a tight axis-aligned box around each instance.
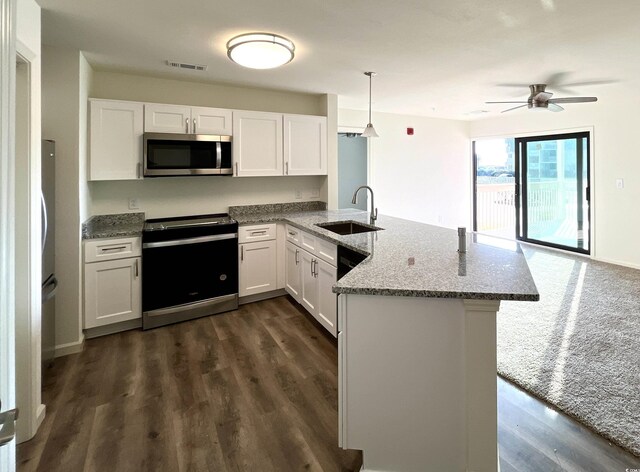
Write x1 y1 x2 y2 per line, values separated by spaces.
351 185 378 224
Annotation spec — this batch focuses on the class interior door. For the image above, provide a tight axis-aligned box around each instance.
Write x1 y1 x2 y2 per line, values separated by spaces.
517 132 590 253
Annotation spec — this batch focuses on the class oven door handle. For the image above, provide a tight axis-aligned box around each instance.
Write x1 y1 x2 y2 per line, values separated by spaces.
143 233 237 249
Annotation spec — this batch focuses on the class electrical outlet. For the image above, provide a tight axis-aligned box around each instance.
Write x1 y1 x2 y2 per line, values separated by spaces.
616 178 624 189
294 189 302 199
128 198 139 210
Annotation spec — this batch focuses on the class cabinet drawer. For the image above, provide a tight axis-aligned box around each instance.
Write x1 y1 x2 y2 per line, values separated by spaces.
84 237 141 263
285 224 301 244
300 231 316 253
239 223 276 243
316 238 337 266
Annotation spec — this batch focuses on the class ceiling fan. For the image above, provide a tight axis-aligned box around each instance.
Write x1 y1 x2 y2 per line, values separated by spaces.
486 84 598 113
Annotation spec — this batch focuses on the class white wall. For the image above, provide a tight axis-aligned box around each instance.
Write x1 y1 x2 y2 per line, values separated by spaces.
88 70 330 217
16 0 43 443
91 176 325 218
339 109 471 228
42 46 85 351
469 87 640 268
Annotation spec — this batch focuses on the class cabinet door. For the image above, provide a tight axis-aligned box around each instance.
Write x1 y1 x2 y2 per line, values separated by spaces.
300 250 318 315
191 106 233 135
84 257 141 328
316 259 338 337
284 114 327 176
239 240 277 297
285 241 302 301
233 111 283 176
144 103 192 133
89 100 144 181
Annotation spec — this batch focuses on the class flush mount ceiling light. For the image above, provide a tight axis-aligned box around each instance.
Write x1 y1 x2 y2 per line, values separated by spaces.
226 33 295 69
362 72 379 138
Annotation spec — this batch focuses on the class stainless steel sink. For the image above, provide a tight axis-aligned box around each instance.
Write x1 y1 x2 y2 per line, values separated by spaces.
316 220 382 236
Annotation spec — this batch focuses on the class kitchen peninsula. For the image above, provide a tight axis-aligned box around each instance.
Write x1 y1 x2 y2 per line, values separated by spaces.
239 208 539 472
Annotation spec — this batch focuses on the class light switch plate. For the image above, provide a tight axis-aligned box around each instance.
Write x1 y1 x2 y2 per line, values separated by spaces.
616 178 624 189
128 198 140 210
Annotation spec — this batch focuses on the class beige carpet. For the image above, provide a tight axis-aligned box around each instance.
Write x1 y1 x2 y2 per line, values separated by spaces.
497 245 640 456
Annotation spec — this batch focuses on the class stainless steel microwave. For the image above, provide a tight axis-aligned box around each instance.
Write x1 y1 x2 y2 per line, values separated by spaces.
143 133 233 177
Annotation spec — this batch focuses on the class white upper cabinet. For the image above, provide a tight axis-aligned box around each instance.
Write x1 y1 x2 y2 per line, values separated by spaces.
284 114 327 176
89 99 144 181
144 104 232 135
234 111 327 177
191 106 233 135
233 110 283 177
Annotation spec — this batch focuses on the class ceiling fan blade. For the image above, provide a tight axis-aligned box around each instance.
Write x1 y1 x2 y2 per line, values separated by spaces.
533 91 553 101
485 101 528 104
548 97 597 104
548 103 564 112
501 104 528 113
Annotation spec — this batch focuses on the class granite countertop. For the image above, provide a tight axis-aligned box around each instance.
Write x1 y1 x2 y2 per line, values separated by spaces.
238 207 539 301
82 213 145 240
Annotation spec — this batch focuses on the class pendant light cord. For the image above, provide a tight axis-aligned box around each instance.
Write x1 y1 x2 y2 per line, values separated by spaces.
368 73 372 124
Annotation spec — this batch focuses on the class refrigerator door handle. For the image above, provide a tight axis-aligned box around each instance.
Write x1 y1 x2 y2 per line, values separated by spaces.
41 191 48 255
42 275 58 302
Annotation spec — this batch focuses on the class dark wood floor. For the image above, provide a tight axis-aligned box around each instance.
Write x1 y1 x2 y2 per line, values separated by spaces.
18 296 640 472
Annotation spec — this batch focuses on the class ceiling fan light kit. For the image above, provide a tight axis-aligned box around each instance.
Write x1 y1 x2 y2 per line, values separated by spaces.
362 71 379 138
486 83 598 113
226 32 295 69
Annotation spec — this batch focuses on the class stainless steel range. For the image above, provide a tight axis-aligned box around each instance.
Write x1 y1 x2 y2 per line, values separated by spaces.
142 213 238 329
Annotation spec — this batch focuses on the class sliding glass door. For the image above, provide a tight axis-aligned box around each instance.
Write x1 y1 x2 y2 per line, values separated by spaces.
517 132 590 253
474 132 590 254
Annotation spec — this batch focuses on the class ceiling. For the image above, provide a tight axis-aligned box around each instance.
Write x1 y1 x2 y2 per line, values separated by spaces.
37 0 640 119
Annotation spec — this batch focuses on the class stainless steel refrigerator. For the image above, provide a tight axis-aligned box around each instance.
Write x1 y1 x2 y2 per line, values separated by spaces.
41 140 57 373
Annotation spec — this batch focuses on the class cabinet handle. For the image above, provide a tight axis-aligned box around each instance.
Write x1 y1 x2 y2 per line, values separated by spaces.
235 162 238 176
193 118 197 134
137 162 142 179
101 246 127 253
241 245 244 261
251 231 267 236
134 259 139 278
310 258 314 277
295 249 299 265
186 117 189 133
314 259 318 278
288 230 297 236
285 162 288 175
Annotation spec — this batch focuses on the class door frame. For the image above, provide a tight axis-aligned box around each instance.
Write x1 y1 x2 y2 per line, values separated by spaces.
337 125 371 207
0 0 17 467
471 126 596 257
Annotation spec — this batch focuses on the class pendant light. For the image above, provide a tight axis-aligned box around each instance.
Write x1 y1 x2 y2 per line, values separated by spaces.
362 72 379 138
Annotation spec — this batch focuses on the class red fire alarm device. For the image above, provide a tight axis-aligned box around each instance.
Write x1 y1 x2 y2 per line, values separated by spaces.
407 127 414 135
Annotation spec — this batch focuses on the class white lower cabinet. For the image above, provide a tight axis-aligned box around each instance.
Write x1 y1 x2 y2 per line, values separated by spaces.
239 239 277 297
84 250 142 329
301 249 318 314
238 224 278 297
316 259 338 336
285 241 302 301
284 228 338 337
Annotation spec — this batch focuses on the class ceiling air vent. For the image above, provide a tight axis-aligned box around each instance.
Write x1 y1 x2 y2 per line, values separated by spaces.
166 60 208 71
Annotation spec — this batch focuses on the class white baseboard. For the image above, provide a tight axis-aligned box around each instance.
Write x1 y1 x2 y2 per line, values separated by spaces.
35 403 46 430
54 335 85 358
592 256 640 270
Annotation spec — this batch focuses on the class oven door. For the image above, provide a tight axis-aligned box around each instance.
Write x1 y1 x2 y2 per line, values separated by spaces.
144 133 232 176
142 233 238 313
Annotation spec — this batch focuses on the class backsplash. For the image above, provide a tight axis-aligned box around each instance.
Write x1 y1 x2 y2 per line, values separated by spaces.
229 201 327 217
